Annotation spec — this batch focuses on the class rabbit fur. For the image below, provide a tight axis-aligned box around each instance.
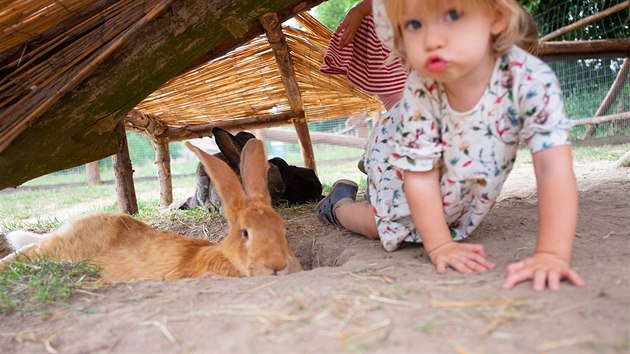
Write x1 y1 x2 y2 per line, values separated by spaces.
268 157 322 204
0 139 302 282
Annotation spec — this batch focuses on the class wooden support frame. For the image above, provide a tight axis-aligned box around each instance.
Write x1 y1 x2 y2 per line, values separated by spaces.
538 40 630 59
86 161 101 185
112 123 138 215
126 109 168 137
580 58 629 139
152 138 173 208
293 119 317 171
573 112 630 127
147 111 300 141
540 2 629 42
260 12 317 173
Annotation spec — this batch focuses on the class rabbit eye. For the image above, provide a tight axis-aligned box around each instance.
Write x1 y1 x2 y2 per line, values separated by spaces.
240 229 249 241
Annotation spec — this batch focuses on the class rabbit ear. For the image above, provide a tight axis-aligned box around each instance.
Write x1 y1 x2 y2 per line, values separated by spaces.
239 139 271 204
186 142 247 217
213 128 242 169
235 131 256 146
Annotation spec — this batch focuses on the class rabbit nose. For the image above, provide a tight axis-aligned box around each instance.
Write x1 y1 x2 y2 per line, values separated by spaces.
272 265 288 276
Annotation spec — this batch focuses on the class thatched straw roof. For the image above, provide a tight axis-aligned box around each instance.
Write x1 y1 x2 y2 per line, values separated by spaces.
132 12 382 139
0 0 173 151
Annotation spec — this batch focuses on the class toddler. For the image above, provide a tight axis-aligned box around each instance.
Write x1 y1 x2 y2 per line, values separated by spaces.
317 0 585 291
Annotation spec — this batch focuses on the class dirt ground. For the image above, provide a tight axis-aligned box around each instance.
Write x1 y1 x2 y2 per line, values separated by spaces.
1 161 629 353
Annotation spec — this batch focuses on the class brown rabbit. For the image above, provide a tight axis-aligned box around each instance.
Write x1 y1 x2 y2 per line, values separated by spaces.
0 139 302 282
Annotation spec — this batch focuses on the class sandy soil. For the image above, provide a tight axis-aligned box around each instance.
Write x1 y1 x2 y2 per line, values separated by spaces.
0 162 629 353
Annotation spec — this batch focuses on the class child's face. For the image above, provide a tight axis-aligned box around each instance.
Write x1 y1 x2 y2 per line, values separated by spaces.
399 0 506 85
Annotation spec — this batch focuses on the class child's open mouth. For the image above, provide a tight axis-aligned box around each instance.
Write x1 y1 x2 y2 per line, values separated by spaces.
426 56 447 72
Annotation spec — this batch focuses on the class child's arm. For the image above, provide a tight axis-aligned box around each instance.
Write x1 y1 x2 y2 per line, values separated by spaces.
404 169 496 274
338 0 372 47
502 145 585 290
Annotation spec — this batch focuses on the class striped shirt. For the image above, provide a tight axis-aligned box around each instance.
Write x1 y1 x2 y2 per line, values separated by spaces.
321 15 406 110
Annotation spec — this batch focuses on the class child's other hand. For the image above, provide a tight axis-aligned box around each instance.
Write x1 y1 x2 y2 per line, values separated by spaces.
428 241 496 274
338 6 365 47
503 254 585 291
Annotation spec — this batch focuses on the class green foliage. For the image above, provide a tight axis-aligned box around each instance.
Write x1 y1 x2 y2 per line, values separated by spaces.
0 258 101 314
312 0 361 30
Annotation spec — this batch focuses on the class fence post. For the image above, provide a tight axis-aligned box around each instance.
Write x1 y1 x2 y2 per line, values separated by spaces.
86 161 101 185
152 138 173 208
112 123 138 215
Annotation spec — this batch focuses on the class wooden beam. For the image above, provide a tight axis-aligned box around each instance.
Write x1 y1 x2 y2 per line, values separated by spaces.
161 111 300 141
125 109 169 137
293 119 317 171
260 12 318 174
570 135 630 146
152 138 173 208
540 2 629 42
613 149 630 169
573 111 630 126
260 12 304 114
537 40 630 59
112 123 138 215
580 58 629 139
257 128 367 149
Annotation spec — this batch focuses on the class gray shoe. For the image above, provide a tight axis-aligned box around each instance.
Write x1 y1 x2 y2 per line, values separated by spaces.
316 179 358 225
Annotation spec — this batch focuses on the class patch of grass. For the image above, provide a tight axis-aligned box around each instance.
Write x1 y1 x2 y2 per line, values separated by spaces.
0 217 63 234
181 207 214 221
0 258 102 315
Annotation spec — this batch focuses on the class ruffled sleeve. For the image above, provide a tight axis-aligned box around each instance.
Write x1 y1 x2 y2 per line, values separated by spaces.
389 71 443 172
517 54 572 154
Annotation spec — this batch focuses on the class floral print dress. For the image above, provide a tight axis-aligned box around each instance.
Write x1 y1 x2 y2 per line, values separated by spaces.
365 46 573 251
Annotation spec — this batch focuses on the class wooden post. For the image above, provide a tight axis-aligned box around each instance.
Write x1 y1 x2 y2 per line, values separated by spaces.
540 2 629 42
293 119 317 172
112 123 138 215
260 12 317 174
86 161 101 185
613 149 630 169
152 138 173 208
581 57 629 139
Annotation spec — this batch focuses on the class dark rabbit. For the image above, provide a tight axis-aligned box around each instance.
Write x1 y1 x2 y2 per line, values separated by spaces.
268 157 323 204
176 128 323 211
190 127 285 213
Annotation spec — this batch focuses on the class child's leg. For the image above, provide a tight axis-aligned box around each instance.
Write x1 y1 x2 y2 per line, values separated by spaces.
363 108 424 251
335 202 379 239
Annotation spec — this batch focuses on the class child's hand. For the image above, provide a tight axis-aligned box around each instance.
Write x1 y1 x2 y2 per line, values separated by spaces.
338 6 366 47
503 253 585 291
428 241 496 274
